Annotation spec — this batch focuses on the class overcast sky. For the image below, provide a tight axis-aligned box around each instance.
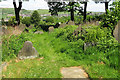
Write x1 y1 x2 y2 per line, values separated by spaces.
0 0 113 12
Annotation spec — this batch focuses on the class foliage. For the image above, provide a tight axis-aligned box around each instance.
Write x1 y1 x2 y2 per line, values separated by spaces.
2 24 119 78
100 1 120 34
1 18 5 25
45 16 54 23
8 16 17 26
22 17 31 27
31 10 41 26
2 33 30 61
100 10 118 31
8 16 22 26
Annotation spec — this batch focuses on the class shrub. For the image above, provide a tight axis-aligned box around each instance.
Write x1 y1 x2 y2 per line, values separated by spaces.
31 10 41 26
45 16 54 23
8 16 17 26
22 17 31 27
2 33 29 61
8 16 22 26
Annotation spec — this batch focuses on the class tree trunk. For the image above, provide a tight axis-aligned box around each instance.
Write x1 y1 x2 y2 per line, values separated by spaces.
83 2 87 22
70 2 74 21
105 2 108 14
13 0 22 25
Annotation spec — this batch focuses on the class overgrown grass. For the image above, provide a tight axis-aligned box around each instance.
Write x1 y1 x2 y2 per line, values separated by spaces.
2 25 119 78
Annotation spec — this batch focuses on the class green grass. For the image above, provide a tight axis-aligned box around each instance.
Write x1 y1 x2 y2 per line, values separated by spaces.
2 25 119 78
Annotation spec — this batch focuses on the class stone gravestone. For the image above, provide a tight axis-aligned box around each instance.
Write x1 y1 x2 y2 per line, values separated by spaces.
18 41 38 59
59 23 67 28
113 21 120 42
34 31 44 34
67 20 75 25
16 24 26 32
84 42 96 51
49 26 54 33
28 25 33 29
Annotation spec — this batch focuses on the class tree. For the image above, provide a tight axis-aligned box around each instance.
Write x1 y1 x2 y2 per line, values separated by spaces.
13 0 22 25
47 2 66 16
47 1 83 21
13 0 30 25
31 10 40 26
83 2 87 22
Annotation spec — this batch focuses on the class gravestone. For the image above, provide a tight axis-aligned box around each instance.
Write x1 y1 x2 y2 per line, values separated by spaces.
95 21 99 25
67 20 75 25
18 41 38 59
49 26 54 33
59 23 67 28
16 24 26 32
2 26 9 35
34 31 44 34
113 21 120 42
73 25 87 37
84 42 96 51
28 25 33 29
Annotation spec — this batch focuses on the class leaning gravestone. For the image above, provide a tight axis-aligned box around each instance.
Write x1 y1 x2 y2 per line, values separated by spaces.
49 26 54 33
67 20 75 25
18 41 38 59
84 42 96 51
59 23 67 28
16 24 26 32
113 21 120 42
34 31 44 34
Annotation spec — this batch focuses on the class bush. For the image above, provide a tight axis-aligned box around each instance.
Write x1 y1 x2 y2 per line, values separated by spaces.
8 16 22 26
22 17 31 27
8 16 17 26
2 33 30 61
45 16 54 23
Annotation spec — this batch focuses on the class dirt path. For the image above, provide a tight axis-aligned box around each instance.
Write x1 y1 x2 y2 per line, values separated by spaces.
61 66 89 79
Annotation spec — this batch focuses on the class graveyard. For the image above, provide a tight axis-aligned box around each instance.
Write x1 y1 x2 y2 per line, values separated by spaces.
0 0 120 79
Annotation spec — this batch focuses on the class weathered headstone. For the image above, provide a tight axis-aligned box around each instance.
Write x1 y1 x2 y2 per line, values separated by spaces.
84 42 96 51
113 21 120 42
28 25 33 29
34 31 44 34
67 20 75 25
49 26 54 33
59 23 67 28
73 25 87 37
18 41 38 59
95 21 99 25
16 24 26 32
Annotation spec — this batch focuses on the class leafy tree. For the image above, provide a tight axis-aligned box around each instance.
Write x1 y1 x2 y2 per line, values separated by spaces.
13 0 22 25
47 2 66 16
47 2 83 21
13 0 30 25
31 10 40 26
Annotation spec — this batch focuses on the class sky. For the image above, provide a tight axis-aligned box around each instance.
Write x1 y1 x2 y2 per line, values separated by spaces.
0 0 113 12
